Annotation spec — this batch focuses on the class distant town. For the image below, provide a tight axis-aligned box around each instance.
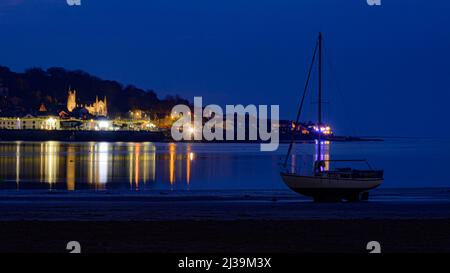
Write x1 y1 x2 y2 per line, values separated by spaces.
0 66 193 133
0 66 334 141
0 87 331 138
0 87 172 132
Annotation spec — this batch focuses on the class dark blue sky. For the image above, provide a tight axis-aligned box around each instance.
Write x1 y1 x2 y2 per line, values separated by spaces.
0 0 449 137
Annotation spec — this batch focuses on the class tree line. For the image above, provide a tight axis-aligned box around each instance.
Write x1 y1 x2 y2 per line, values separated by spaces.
0 66 190 117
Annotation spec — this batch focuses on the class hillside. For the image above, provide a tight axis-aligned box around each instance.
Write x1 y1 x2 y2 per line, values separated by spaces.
0 66 190 117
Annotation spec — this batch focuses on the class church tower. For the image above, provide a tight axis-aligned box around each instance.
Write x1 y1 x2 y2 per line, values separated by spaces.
104 96 108 116
67 88 76 112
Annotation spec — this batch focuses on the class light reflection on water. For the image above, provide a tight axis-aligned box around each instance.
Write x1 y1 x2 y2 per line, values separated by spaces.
0 139 449 191
1 141 288 191
1 141 161 191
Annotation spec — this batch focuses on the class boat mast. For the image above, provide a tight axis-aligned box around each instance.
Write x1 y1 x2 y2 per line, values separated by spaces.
318 32 322 129
282 37 319 167
317 32 323 167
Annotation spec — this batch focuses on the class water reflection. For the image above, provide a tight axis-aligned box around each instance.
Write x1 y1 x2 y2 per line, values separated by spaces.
0 141 179 190
169 143 175 185
87 142 110 189
314 140 330 171
0 140 447 190
66 144 75 191
0 141 331 191
289 140 331 175
186 145 191 186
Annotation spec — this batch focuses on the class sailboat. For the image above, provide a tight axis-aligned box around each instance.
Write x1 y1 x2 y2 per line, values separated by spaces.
280 32 384 202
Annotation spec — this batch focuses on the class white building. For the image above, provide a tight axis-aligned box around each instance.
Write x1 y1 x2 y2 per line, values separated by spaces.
0 116 60 130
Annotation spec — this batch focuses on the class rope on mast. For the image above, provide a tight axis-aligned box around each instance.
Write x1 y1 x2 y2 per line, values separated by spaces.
283 37 319 167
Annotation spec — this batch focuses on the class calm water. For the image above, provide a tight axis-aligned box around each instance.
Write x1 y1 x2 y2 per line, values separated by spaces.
0 139 449 191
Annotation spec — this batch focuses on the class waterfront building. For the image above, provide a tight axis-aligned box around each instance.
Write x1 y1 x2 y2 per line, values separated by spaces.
0 116 60 130
66 88 108 117
129 110 152 120
85 96 108 117
67 90 77 112
38 103 48 113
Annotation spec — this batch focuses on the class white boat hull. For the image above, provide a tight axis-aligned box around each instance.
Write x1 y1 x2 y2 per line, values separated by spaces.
280 172 383 201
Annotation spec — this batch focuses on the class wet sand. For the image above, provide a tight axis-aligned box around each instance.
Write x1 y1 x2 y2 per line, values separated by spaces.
0 190 449 253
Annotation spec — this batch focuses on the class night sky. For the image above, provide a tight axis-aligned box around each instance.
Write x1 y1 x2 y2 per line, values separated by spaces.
0 0 449 137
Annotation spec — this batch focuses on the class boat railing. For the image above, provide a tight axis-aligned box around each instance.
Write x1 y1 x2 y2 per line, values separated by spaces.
326 169 384 180
279 158 376 175
321 159 374 170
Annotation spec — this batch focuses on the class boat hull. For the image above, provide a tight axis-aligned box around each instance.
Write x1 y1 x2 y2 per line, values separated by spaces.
280 172 383 202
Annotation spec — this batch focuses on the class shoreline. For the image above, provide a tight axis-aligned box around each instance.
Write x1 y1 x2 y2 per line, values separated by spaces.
0 189 449 221
0 129 383 142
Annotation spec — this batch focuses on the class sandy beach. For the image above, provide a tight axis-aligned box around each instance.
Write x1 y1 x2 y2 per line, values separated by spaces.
0 189 449 253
